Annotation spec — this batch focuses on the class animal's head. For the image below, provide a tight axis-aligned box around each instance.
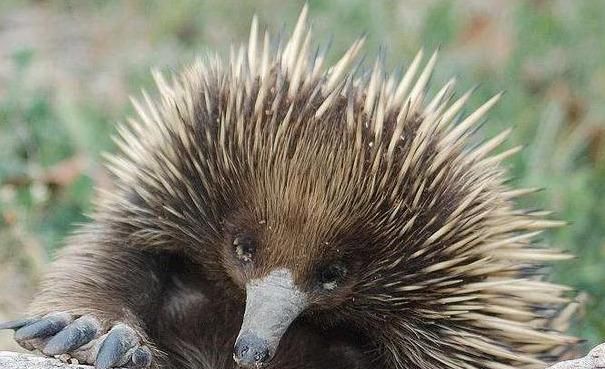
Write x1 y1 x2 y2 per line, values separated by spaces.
104 6 576 369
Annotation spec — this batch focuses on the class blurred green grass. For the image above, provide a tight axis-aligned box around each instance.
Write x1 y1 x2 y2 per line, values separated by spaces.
0 0 604 351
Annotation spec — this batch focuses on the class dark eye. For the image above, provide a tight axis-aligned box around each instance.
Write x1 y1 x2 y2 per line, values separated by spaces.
318 263 347 290
233 235 256 263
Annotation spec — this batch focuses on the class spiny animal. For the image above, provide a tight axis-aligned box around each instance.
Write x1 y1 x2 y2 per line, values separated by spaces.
1 5 577 369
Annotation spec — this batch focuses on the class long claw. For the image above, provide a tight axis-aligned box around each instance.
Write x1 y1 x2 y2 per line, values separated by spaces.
131 346 152 368
0 318 37 330
14 313 73 341
43 315 100 356
95 324 138 369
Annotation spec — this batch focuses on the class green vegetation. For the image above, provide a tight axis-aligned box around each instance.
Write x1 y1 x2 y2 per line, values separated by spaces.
0 0 604 350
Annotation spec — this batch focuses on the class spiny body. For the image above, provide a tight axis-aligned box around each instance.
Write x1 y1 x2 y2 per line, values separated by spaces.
3 5 576 369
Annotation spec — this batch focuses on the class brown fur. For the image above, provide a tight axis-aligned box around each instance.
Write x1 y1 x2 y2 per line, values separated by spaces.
29 6 576 369
31 227 369 369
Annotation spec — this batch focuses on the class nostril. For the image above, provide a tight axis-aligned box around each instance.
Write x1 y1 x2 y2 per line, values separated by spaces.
233 334 271 366
254 348 269 363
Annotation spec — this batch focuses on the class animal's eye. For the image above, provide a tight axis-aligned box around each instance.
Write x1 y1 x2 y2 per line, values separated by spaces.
318 263 347 290
233 235 256 263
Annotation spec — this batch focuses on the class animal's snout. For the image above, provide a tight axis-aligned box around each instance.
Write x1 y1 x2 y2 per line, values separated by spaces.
233 333 270 367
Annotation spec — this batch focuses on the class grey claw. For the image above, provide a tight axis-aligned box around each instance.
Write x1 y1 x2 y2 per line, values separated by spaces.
95 324 138 369
14 312 72 341
0 318 37 330
43 315 100 355
131 346 152 368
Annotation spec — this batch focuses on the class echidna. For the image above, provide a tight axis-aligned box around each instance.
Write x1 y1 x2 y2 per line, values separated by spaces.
0 6 577 369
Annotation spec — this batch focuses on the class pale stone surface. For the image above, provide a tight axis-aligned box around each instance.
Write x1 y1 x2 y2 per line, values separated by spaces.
0 344 604 369
546 343 605 369
0 351 93 369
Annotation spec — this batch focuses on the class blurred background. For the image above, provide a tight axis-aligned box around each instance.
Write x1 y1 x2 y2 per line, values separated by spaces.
0 0 604 353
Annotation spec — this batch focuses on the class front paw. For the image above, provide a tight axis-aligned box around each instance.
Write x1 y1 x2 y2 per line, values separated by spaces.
0 313 152 368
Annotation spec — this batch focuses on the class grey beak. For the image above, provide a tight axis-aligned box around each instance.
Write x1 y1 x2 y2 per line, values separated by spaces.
233 269 308 368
